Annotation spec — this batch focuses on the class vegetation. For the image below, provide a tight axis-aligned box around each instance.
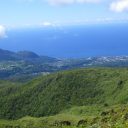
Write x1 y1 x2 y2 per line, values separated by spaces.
1 104 128 128
1 68 128 127
0 68 128 119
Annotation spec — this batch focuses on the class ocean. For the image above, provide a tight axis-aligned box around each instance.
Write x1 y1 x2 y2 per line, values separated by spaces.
0 23 128 58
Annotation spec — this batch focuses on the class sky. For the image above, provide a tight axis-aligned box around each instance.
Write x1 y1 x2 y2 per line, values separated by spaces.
0 0 128 37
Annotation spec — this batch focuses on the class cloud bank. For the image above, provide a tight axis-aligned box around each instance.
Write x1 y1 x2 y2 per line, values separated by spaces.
48 0 100 6
48 0 128 13
0 25 7 38
18 0 128 13
110 0 128 12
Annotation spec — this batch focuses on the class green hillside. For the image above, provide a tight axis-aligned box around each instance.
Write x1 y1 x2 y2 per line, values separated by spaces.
1 68 128 121
1 104 128 128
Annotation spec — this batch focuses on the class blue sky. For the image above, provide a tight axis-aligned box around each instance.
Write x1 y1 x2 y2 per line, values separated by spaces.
0 0 128 57
0 0 128 28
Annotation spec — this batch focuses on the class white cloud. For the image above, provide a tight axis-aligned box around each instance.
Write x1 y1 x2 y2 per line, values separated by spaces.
41 22 53 26
48 0 100 6
76 0 100 4
0 25 7 38
110 0 128 12
49 0 74 5
40 21 54 26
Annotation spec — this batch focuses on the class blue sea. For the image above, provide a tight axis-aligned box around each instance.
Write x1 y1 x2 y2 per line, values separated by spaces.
0 23 128 58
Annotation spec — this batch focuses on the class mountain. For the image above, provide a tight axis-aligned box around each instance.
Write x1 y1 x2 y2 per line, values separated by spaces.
1 68 128 120
0 49 16 61
2 48 128 81
0 49 58 81
0 48 56 61
16 51 39 59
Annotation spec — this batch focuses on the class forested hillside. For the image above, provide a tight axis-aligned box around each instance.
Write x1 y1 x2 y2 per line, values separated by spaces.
1 68 128 120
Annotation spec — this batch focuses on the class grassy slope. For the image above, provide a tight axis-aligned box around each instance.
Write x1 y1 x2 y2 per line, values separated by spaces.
1 68 128 123
1 104 128 128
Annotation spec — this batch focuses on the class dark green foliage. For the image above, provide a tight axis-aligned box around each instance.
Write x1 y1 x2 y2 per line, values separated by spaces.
77 119 87 127
124 113 128 120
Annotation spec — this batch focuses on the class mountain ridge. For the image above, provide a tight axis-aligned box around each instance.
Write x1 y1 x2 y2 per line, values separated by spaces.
0 48 56 61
